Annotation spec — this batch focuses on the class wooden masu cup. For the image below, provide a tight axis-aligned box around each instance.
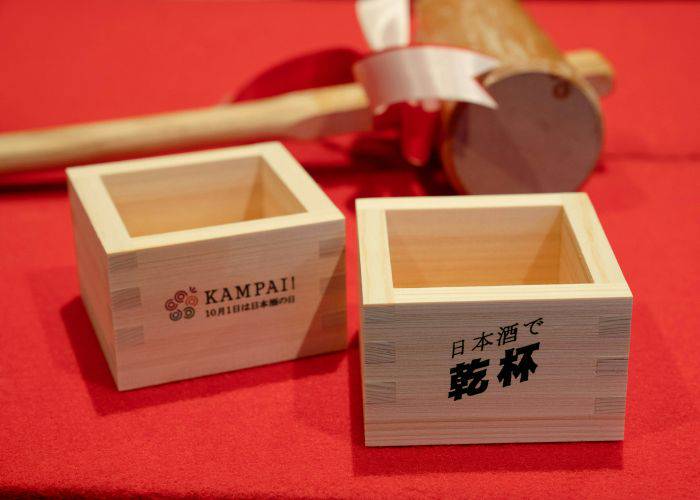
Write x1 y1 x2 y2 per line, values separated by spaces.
68 142 346 390
357 193 632 446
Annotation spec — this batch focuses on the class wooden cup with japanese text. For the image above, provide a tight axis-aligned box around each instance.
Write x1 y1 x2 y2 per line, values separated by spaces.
356 193 632 446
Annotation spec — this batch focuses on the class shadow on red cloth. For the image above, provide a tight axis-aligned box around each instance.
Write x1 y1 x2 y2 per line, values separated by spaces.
58 296 344 416
0 169 68 192
301 138 453 213
234 47 361 101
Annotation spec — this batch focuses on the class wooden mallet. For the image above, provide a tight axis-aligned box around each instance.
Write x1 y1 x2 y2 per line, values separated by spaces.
0 0 612 194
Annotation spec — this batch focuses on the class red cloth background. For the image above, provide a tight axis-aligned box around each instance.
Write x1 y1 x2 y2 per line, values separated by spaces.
1 1 699 497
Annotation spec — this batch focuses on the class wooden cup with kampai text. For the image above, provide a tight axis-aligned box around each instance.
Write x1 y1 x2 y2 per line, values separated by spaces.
68 142 346 390
357 194 632 446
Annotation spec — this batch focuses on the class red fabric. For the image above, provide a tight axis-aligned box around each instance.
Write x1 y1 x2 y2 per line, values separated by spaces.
1 1 699 497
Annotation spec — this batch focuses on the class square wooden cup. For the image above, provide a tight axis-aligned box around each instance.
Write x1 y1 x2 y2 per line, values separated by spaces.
68 142 346 390
357 193 632 446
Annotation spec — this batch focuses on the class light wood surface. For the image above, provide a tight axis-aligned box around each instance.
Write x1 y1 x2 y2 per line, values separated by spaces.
68 142 347 390
416 0 607 194
357 193 632 446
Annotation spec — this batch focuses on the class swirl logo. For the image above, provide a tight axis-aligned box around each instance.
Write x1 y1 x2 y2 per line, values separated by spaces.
164 286 198 322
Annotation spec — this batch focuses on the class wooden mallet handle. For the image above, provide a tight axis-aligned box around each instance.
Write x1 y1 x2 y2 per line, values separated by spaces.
0 83 372 173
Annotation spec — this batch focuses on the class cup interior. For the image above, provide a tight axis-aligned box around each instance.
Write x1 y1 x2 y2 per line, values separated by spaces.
386 205 592 288
102 156 305 237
